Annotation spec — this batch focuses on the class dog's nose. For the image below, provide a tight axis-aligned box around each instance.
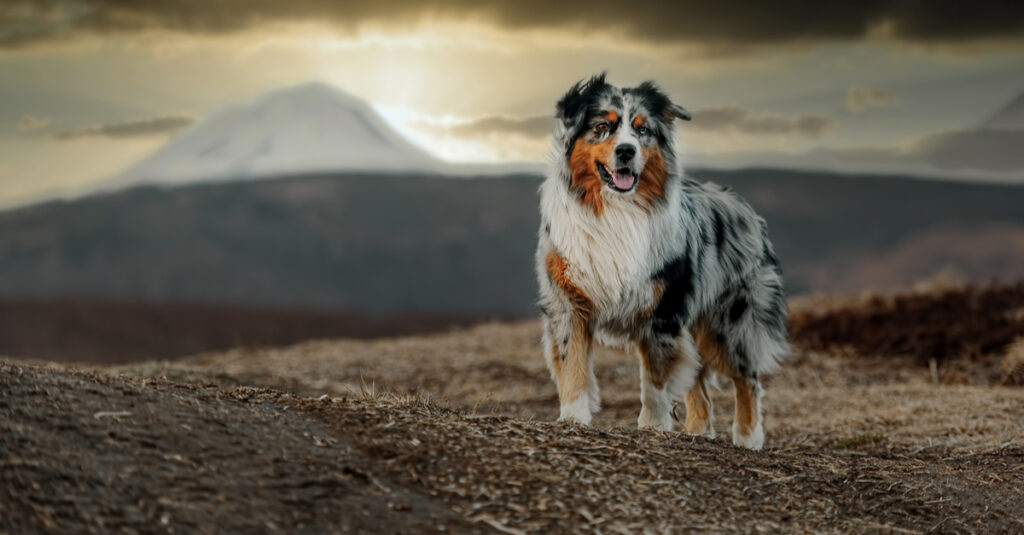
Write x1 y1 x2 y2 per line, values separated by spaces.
615 144 637 162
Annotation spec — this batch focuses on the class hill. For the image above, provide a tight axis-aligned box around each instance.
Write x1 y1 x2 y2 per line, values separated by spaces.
4 284 1024 533
1 169 1023 323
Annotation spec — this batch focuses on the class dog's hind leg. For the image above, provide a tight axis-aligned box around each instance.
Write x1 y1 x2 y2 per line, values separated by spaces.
637 331 700 431
683 367 716 438
732 376 764 450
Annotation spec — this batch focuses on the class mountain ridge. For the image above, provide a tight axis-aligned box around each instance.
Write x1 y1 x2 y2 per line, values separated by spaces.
1 168 1023 316
106 82 446 189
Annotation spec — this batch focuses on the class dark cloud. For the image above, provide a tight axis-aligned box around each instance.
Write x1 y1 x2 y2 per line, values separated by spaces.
690 107 833 138
422 115 553 139
2 1 1023 49
54 114 195 140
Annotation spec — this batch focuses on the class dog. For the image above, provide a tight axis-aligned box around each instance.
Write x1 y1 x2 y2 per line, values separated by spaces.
535 74 789 450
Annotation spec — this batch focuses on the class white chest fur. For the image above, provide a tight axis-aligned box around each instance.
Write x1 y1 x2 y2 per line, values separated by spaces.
539 178 681 324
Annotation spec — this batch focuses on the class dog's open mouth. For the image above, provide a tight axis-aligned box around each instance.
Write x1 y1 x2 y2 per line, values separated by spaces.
597 161 637 192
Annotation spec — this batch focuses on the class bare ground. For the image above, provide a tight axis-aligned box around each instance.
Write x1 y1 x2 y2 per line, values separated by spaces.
4 317 1024 533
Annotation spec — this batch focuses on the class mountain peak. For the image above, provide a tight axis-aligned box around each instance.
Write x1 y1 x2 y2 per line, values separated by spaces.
108 82 442 188
264 81 365 106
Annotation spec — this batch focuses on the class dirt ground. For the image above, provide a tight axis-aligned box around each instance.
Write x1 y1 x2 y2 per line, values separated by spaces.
4 311 1024 533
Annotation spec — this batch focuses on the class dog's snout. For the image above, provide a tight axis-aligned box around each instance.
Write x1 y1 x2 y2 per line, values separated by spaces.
615 144 636 162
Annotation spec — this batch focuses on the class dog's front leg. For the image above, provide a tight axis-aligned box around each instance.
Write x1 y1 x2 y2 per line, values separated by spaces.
544 315 596 425
637 330 701 431
541 249 598 425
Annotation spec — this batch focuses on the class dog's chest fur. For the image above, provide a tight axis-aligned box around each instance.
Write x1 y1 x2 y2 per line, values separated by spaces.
540 178 683 330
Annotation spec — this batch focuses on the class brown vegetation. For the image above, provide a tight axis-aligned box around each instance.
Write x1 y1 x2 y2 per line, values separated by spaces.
790 283 1024 384
4 358 1023 534
4 284 1024 533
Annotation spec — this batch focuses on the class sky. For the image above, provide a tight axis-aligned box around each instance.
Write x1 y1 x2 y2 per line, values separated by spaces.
2 1 1024 206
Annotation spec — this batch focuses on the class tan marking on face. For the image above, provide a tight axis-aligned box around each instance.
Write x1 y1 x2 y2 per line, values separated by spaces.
635 145 667 207
605 110 619 123
733 376 758 437
632 114 645 129
568 137 615 217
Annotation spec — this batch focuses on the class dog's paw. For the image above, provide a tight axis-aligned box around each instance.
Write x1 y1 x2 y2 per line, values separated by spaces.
637 408 674 432
587 388 602 415
558 395 593 426
684 424 717 439
732 421 765 450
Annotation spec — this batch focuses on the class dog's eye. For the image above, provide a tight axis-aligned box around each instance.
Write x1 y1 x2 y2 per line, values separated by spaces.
595 122 609 133
637 126 650 136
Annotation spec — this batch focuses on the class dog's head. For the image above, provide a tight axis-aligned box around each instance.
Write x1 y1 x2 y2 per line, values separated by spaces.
554 73 690 213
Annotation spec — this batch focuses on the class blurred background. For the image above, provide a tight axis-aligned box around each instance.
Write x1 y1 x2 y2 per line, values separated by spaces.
1 1 1023 363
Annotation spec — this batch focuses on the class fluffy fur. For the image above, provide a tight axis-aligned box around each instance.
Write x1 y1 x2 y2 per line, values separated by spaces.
535 74 789 450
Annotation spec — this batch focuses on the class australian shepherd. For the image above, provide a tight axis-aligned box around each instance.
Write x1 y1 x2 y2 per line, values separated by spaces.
536 74 789 450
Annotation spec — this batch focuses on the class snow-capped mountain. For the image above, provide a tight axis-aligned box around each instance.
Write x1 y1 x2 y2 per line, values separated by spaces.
108 82 446 188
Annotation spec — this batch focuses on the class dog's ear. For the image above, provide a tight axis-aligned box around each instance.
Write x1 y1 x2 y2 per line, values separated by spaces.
635 81 691 123
555 72 607 129
670 103 692 122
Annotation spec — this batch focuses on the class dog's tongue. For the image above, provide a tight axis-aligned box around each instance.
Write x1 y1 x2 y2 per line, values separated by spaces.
613 170 636 190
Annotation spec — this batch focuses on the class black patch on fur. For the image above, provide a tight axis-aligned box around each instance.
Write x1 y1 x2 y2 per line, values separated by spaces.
651 252 695 336
627 81 673 122
625 80 678 148
544 223 551 235
729 298 748 324
756 280 788 335
712 208 727 254
556 73 609 158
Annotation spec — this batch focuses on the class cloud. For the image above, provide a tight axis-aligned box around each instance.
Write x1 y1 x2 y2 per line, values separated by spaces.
846 86 897 113
830 128 1024 173
908 128 1024 172
690 107 833 138
2 1 1023 49
17 114 50 132
420 115 553 139
54 114 195 140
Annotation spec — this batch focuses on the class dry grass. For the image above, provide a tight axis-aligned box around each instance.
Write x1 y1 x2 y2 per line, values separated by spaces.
117 319 1024 457
1002 337 1024 385
44 285 1021 532
8 303 1024 533
7 359 1023 534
